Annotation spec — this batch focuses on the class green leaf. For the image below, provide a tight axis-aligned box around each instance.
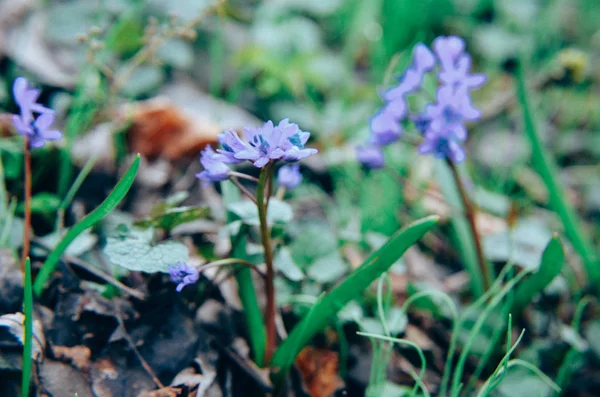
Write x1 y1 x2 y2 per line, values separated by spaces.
134 206 210 231
359 171 402 235
228 199 293 226
270 216 438 380
307 252 347 283
18 193 61 214
511 236 564 315
33 155 140 296
104 227 189 273
274 247 305 282
516 60 598 284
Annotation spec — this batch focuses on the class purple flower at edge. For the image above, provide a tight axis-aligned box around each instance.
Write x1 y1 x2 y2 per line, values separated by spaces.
196 146 231 185
425 85 481 141
217 129 247 164
168 262 199 292
418 130 466 163
433 36 465 69
12 112 62 148
277 164 302 189
356 144 385 169
370 104 403 145
12 77 53 124
439 54 486 91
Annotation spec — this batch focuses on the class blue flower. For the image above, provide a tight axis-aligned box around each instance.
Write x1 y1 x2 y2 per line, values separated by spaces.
217 129 247 164
356 144 385 169
439 54 486 91
168 262 199 292
12 112 62 149
418 130 466 163
231 119 317 167
433 36 466 69
370 103 404 145
277 164 302 189
11 77 61 149
413 43 436 74
425 85 481 141
195 146 231 185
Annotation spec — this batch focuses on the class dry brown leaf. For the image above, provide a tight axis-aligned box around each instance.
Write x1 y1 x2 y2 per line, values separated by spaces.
124 98 220 160
52 345 92 372
295 346 344 397
137 387 182 397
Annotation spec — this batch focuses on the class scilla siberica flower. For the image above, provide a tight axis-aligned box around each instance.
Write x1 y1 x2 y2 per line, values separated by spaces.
196 119 317 185
277 164 302 189
11 77 62 148
357 36 486 167
168 262 199 292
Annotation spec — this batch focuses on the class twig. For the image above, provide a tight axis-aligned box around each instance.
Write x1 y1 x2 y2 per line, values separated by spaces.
447 159 492 291
197 258 267 280
113 304 164 389
230 171 259 183
21 139 32 271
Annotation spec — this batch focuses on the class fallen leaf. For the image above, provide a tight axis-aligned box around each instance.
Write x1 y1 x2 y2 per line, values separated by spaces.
123 98 219 160
52 345 92 372
138 387 182 397
295 346 344 397
0 312 45 360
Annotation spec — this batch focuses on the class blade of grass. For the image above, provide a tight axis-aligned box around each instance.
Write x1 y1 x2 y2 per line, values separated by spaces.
270 216 438 380
21 257 33 397
515 60 598 284
59 154 98 211
33 155 140 296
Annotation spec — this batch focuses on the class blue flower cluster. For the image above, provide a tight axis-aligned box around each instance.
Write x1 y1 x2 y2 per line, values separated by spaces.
168 262 199 292
11 77 62 149
357 36 486 167
196 119 317 185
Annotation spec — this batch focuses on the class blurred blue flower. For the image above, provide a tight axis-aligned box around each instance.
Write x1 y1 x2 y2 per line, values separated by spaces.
426 85 481 141
418 130 466 163
433 36 465 69
12 112 62 149
277 164 302 189
356 144 385 169
217 129 246 164
12 77 53 124
370 104 403 145
413 43 436 74
11 77 61 148
168 262 199 292
196 146 231 185
439 54 486 90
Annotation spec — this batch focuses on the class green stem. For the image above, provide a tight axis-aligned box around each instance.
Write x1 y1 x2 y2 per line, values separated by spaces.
257 163 276 364
447 159 492 291
22 141 32 270
21 257 33 397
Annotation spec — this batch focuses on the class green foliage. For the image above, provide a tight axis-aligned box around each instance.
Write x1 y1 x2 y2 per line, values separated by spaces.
134 206 210 231
270 216 438 382
33 155 140 296
104 226 189 273
515 60 598 285
511 236 564 315
21 257 33 397
228 199 293 227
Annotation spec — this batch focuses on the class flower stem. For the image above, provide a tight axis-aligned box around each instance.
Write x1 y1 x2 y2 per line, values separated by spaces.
447 159 492 291
21 139 32 270
256 163 276 364
231 177 258 205
197 258 267 280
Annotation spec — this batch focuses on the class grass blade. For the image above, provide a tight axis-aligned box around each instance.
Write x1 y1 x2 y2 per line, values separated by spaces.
270 216 438 378
33 155 140 296
515 60 598 284
21 257 33 397
59 154 97 211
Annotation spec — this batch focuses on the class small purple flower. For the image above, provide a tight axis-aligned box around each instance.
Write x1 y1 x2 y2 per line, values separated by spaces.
413 43 436 74
277 164 302 189
234 120 284 167
384 69 423 101
418 130 466 163
370 104 403 145
277 119 318 162
12 77 53 124
433 36 465 69
217 129 247 164
412 114 432 135
12 112 62 148
356 144 385 169
426 85 481 141
439 54 486 90
196 146 231 185
168 262 199 292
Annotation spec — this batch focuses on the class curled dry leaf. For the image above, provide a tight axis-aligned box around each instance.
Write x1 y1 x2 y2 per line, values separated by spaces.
122 98 220 160
295 346 344 397
52 345 92 372
0 312 46 360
